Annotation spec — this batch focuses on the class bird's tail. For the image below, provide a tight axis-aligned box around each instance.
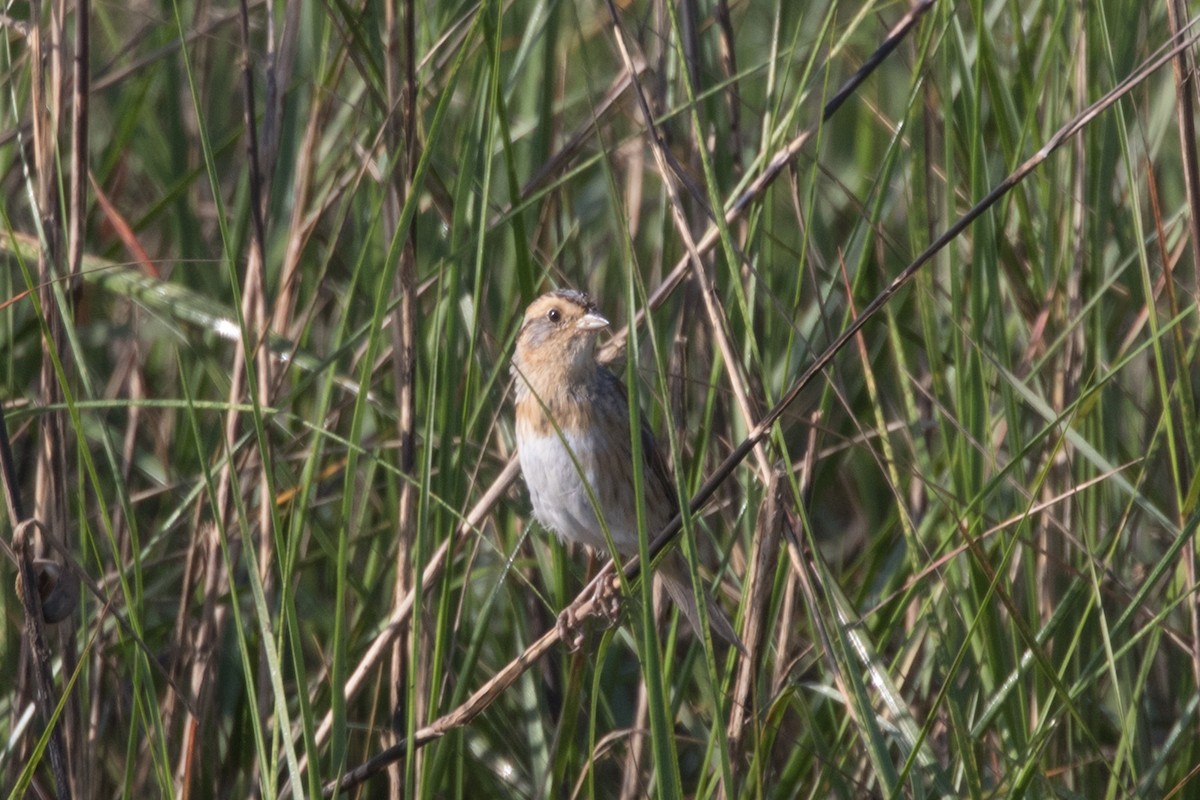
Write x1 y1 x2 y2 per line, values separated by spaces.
657 552 746 655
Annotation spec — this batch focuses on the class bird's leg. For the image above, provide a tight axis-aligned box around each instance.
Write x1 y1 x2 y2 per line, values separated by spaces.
594 570 623 625
556 553 626 651
581 549 623 625
556 606 586 652
556 551 599 652
557 576 621 651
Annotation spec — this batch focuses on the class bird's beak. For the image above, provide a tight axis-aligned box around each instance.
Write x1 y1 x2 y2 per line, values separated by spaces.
576 313 609 332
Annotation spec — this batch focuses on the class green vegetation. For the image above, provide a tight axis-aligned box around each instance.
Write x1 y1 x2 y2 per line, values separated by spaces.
2 0 1199 797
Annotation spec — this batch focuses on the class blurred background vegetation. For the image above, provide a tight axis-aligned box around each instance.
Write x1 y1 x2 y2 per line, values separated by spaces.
2 0 1199 797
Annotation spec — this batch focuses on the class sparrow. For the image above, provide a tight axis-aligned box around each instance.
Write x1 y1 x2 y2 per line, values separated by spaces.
511 288 742 651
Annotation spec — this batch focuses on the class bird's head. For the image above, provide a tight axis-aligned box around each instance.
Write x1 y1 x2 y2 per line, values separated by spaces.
512 289 610 392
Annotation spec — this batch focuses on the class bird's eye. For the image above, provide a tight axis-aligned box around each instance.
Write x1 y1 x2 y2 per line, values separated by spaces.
547 308 561 324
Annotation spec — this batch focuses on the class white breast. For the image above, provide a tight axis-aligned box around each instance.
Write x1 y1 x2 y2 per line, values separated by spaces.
517 430 618 552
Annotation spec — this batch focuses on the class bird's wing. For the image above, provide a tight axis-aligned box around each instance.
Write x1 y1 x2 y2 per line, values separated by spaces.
639 418 681 518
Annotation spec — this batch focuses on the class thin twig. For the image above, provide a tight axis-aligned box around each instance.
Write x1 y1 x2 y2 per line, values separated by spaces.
726 464 785 759
66 3 88 786
238 0 267 263
1166 0 1200 302
386 0 422 790
15 520 73 799
67 0 87 289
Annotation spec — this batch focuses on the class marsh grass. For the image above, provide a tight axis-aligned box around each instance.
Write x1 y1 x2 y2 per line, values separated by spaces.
2 0 1200 797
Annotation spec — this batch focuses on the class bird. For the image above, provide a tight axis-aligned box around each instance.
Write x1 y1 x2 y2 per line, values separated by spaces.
511 288 743 652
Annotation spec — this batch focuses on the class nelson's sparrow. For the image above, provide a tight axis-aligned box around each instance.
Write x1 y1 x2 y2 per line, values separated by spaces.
512 289 742 651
